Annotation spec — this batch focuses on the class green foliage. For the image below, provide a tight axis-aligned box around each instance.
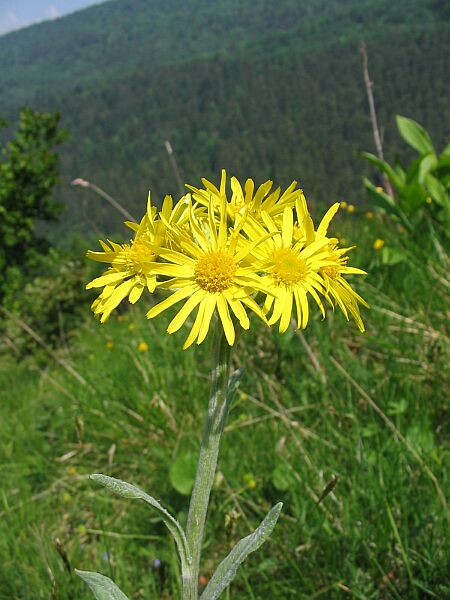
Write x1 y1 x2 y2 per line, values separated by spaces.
1 248 90 357
363 116 450 245
0 2 449 235
200 503 282 600
0 213 448 598
0 107 67 301
170 453 197 496
75 570 129 600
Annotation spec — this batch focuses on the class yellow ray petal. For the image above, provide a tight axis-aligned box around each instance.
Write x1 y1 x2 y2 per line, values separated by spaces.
279 290 293 333
183 300 207 349
217 295 235 345
129 284 145 304
147 286 195 319
167 289 206 334
316 203 340 238
197 295 217 344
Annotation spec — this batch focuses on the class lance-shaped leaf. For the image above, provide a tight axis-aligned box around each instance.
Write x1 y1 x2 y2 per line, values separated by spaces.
360 152 405 190
75 570 129 600
90 474 191 573
396 115 434 155
200 503 283 600
363 178 412 231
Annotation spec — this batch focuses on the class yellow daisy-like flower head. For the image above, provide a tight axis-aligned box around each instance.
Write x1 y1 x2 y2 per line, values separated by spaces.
187 170 302 225
244 205 333 333
320 243 368 332
86 193 170 322
147 198 271 348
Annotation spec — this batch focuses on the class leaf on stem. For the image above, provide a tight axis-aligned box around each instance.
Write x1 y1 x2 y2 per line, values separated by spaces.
200 503 283 600
227 367 244 403
89 474 191 570
75 570 129 600
396 115 434 155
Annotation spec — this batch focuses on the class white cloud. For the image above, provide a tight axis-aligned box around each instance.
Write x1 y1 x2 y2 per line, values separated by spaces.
46 5 61 19
0 11 26 35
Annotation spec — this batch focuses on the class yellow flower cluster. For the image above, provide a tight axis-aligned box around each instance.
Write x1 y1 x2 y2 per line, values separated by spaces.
87 171 368 348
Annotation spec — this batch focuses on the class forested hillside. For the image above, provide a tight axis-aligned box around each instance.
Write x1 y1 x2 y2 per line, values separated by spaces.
1 0 449 236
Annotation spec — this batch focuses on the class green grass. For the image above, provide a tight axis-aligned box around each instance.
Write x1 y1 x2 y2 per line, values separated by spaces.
0 211 449 599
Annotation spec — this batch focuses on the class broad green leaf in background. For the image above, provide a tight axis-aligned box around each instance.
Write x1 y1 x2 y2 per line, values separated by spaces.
200 503 283 600
442 142 450 159
380 246 408 266
396 115 434 155
425 173 449 208
399 182 428 213
90 474 191 571
169 453 197 495
363 179 412 230
361 152 405 189
418 152 438 184
271 463 293 492
75 570 129 600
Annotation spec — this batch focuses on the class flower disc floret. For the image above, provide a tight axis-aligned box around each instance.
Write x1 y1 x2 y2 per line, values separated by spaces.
271 248 308 287
195 251 236 293
147 198 272 348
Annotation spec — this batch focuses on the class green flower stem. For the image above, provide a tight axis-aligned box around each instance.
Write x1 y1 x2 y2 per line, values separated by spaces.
184 325 232 600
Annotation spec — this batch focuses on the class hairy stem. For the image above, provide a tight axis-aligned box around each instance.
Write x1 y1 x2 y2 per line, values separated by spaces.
184 326 232 599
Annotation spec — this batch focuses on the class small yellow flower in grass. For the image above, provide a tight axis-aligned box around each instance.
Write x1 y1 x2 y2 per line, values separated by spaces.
340 201 348 209
376 186 384 193
366 211 374 219
128 323 136 332
373 238 385 250
138 341 149 353
347 204 355 213
243 473 257 489
106 340 114 349
426 196 432 204
147 198 271 348
68 466 77 476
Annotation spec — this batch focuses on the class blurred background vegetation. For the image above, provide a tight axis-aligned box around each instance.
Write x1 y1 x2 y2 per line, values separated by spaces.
0 0 449 598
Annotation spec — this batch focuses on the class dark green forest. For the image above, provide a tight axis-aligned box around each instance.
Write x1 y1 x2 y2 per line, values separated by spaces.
1 0 449 235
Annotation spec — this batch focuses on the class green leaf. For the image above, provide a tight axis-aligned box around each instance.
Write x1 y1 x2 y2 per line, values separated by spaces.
440 141 450 159
425 173 449 208
380 247 407 266
75 570 129 600
399 182 427 213
363 179 411 231
90 474 191 571
271 464 292 492
360 152 405 190
169 453 197 495
200 503 283 600
418 153 438 184
396 116 434 155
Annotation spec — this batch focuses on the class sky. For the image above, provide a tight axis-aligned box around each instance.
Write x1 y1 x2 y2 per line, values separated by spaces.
0 0 107 35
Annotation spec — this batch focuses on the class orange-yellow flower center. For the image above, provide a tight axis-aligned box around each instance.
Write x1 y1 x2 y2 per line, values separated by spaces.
195 250 236 293
271 247 307 287
321 265 340 280
114 240 156 275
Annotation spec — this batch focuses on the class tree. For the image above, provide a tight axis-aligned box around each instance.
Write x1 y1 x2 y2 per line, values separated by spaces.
0 107 68 301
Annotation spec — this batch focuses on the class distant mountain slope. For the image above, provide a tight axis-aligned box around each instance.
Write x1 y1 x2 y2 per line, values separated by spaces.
1 0 449 237
0 0 441 108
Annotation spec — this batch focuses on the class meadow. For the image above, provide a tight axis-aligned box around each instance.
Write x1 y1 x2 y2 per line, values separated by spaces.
1 207 448 599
